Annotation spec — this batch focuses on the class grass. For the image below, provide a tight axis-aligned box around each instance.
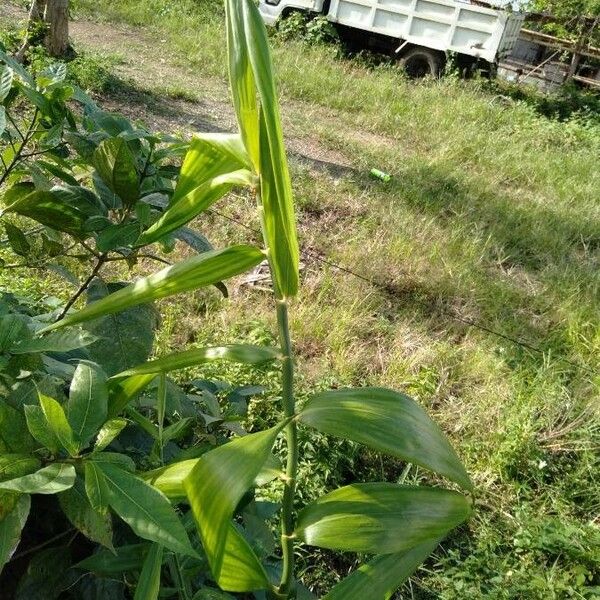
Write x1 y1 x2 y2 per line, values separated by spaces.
3 0 600 597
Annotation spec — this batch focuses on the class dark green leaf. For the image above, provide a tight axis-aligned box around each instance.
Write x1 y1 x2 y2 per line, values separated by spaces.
9 330 98 355
96 222 142 252
0 495 30 574
14 545 76 600
0 463 76 494
58 476 113 549
174 227 213 254
89 452 135 472
42 245 264 333
0 396 35 454
92 138 140 206
323 539 440 600
75 543 147 575
36 160 79 187
0 455 38 520
184 424 285 586
84 461 110 514
3 222 30 256
0 314 30 352
298 387 472 491
82 279 158 377
51 185 107 218
3 188 86 236
133 543 163 600
98 462 197 557
68 362 109 449
295 483 471 554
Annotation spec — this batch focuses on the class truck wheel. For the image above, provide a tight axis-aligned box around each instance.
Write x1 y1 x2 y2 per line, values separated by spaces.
399 47 444 78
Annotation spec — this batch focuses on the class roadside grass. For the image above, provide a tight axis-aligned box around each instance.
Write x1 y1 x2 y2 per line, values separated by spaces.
2 1 599 596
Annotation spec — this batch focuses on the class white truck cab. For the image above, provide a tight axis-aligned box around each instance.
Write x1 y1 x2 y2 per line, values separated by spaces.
259 0 524 77
259 0 326 26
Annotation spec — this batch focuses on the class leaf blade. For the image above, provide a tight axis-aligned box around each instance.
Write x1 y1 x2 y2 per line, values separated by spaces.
295 483 471 554
111 344 280 378
92 137 140 206
0 495 30 574
41 245 264 333
68 362 109 449
39 394 79 456
298 387 472 491
183 424 285 585
0 463 76 494
323 539 440 600
240 0 300 297
98 463 197 558
133 543 163 600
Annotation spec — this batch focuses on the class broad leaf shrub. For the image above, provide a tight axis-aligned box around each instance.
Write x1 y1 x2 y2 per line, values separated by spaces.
0 1 472 597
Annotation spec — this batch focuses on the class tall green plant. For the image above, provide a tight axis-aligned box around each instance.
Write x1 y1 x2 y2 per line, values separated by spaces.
38 1 473 597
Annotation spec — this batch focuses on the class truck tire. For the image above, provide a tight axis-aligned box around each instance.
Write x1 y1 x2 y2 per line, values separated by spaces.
399 47 444 78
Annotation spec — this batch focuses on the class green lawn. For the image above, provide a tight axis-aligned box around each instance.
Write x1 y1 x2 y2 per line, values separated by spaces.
3 0 600 597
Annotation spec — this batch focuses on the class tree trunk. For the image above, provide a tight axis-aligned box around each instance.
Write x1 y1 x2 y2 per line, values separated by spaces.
44 0 70 58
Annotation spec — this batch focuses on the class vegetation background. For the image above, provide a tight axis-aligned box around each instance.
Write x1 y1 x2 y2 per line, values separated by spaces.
1 0 599 597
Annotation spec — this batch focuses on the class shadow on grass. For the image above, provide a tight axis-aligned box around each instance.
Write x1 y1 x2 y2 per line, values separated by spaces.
351 165 598 375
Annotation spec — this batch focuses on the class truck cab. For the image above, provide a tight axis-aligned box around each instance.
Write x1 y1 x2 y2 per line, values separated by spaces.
259 1 326 26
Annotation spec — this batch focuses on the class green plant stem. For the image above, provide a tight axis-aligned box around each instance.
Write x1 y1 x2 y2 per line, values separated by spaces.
157 373 166 465
276 299 298 597
0 108 39 187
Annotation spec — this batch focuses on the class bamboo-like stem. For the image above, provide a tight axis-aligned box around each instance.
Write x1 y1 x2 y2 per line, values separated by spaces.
276 299 298 597
254 188 299 597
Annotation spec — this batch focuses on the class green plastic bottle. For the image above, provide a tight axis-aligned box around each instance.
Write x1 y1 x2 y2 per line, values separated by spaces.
369 168 392 182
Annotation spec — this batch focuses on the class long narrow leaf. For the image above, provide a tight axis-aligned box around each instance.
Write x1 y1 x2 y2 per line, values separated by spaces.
298 387 472 491
184 424 286 586
225 0 260 169
137 169 255 246
219 524 271 592
295 483 471 554
170 133 251 201
112 344 280 379
107 373 157 418
242 0 300 297
323 539 440 600
41 245 264 333
133 543 163 600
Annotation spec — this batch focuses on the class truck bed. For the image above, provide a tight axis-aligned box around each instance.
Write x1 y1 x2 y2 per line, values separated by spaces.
327 0 524 63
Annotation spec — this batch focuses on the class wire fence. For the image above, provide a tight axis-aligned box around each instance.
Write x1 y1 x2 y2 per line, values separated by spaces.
207 207 596 377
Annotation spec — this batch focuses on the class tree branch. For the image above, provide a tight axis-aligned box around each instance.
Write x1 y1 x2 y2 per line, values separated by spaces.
55 254 107 321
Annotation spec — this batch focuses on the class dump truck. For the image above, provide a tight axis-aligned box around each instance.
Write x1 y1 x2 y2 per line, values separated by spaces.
259 0 525 76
